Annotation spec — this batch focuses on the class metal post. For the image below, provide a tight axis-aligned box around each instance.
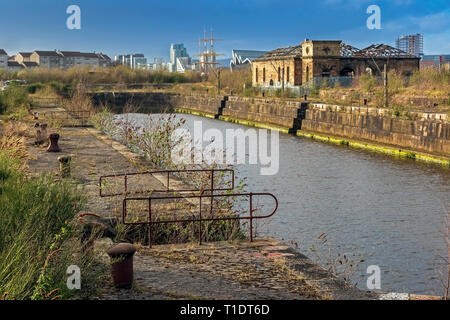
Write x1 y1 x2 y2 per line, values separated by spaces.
210 170 214 215
384 64 389 108
217 68 221 94
124 175 128 195
249 192 253 242
167 171 170 192
199 196 202 245
148 198 152 248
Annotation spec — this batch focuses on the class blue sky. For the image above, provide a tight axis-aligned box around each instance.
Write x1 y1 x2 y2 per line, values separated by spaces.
1 0 449 61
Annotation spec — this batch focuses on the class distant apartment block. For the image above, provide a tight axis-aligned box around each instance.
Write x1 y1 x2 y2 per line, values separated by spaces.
395 34 423 58
0 49 111 71
59 51 103 68
153 57 164 70
7 61 24 72
30 51 63 68
0 49 7 70
15 52 33 64
115 53 148 69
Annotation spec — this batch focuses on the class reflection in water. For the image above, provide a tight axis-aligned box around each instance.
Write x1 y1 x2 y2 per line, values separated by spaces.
120 113 450 295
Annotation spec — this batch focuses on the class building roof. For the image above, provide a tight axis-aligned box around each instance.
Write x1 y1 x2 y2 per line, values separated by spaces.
230 50 268 69
0 49 7 55
22 61 39 67
18 52 32 57
254 45 303 61
34 50 61 57
59 51 99 58
340 43 360 57
8 61 24 68
232 50 268 62
97 53 112 61
353 44 417 58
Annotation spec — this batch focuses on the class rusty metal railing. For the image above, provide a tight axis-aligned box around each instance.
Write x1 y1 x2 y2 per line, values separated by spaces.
123 192 278 247
99 169 235 197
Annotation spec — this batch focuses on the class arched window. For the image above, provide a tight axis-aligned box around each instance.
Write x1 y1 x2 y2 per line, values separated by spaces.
306 66 310 82
256 68 258 83
263 68 266 83
278 67 281 82
287 67 290 83
270 79 274 86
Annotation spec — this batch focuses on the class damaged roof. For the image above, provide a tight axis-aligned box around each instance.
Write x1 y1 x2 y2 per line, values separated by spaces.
340 43 360 57
351 44 416 58
255 42 418 61
254 45 302 61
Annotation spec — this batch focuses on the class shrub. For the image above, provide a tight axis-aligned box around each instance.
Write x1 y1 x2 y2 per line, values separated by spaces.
0 86 31 115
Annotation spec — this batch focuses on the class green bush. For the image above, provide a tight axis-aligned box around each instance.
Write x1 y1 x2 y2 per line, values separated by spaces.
27 82 44 94
0 86 31 115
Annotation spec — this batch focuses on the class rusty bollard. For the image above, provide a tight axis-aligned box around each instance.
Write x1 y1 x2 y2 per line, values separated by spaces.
47 133 61 152
107 243 136 289
58 155 71 178
34 123 48 145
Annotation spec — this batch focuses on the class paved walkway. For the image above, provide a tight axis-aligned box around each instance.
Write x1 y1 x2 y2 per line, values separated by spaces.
24 106 378 300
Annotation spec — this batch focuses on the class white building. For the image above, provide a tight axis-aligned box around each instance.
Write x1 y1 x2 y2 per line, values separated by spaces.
59 51 102 69
7 61 25 72
0 49 8 70
30 51 62 68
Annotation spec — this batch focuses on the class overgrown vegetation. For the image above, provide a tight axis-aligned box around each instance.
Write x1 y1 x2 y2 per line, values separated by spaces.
0 85 31 119
92 107 248 245
2 65 201 86
319 68 450 112
0 124 107 300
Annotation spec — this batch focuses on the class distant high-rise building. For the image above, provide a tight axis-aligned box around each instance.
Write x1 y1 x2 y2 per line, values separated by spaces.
170 44 189 66
395 34 423 57
115 53 147 69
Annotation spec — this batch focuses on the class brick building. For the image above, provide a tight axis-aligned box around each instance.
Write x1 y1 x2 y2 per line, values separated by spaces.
252 40 420 89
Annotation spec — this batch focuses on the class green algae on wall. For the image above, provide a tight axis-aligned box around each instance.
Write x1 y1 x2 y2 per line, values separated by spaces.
296 131 450 167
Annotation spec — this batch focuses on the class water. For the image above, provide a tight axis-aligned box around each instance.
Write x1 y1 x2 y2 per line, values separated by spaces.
120 113 450 295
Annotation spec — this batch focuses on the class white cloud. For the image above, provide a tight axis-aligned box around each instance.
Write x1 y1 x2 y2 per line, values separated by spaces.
411 12 450 33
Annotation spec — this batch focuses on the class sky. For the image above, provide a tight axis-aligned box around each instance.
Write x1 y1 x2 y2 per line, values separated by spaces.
1 0 449 61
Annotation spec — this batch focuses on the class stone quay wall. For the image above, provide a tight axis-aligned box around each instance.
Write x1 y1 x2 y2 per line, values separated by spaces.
92 92 450 157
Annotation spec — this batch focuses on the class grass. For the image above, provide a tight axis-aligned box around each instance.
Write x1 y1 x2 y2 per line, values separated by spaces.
2 65 202 86
0 125 107 300
0 85 32 119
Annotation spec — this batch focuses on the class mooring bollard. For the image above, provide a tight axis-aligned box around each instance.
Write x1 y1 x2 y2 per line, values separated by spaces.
107 243 136 289
304 94 308 101
40 123 48 142
47 133 61 152
58 155 71 178
34 123 48 145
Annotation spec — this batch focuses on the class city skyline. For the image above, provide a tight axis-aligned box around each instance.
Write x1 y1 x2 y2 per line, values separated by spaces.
0 0 449 61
